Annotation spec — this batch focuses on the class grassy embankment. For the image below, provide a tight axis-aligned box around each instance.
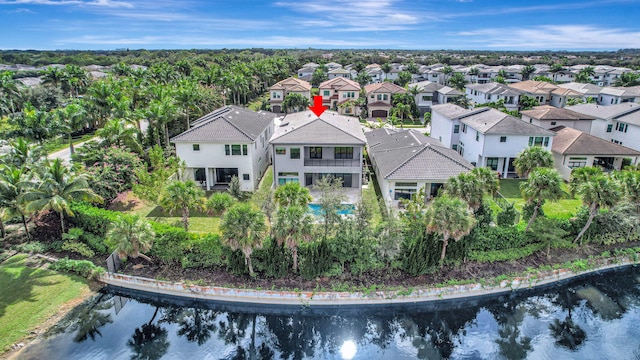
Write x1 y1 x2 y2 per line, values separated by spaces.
498 179 582 220
0 254 91 355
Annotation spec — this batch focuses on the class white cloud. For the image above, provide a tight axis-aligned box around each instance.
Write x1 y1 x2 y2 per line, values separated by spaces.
0 0 132 7
453 25 640 49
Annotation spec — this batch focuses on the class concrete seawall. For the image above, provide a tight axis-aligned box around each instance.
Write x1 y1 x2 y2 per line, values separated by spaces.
99 258 638 306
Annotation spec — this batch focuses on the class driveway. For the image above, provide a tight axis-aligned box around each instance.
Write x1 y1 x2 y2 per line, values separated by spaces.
47 138 97 164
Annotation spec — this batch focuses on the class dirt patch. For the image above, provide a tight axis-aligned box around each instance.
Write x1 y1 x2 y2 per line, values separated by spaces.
117 241 640 292
107 191 147 212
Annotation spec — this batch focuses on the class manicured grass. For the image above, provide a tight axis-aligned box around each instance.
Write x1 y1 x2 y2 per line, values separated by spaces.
362 181 383 228
498 179 583 220
44 134 96 154
0 254 91 354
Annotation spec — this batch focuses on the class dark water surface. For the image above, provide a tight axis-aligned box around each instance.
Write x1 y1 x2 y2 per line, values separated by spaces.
16 266 640 360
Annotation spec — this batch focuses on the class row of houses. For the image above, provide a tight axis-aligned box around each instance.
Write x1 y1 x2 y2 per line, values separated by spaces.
295 62 638 87
171 102 640 211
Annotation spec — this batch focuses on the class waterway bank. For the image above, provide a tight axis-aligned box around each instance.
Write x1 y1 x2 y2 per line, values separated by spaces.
99 254 640 306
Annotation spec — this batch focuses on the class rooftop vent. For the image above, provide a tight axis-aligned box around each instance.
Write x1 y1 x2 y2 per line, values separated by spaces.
280 122 289 127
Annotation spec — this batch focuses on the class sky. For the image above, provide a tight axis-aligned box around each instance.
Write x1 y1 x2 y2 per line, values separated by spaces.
1 0 640 51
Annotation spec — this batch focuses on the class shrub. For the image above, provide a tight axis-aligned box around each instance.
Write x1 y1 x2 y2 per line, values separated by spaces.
50 258 105 279
84 233 108 255
61 241 95 258
69 202 122 237
299 240 332 280
150 222 189 265
206 192 237 215
468 226 532 252
253 237 291 278
497 204 518 227
180 233 225 269
522 201 544 223
468 244 542 263
13 241 46 253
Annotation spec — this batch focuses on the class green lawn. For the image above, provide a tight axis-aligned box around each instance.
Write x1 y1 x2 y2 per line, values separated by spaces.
44 134 96 154
498 179 583 220
0 254 91 354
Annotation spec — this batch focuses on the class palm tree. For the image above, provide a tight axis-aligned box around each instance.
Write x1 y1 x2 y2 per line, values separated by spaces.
520 168 564 231
575 66 596 84
175 81 202 129
425 195 475 265
21 159 102 233
96 118 143 154
441 65 454 85
0 71 21 117
549 63 564 83
568 166 603 195
56 102 87 155
0 165 31 238
616 170 640 212
41 66 65 88
448 72 467 91
159 180 205 231
4 137 45 170
392 103 413 125
355 71 372 87
274 205 313 272
572 174 622 245
381 63 392 81
468 67 480 84
106 214 155 263
513 146 554 178
520 65 536 81
445 167 498 211
274 182 312 207
221 203 266 276
613 72 640 87
281 93 309 114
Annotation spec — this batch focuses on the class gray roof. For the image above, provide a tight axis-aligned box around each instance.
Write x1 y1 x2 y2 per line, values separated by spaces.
551 126 640 156
466 83 523 96
567 103 640 120
461 108 556 136
270 110 366 145
431 103 475 119
171 106 274 143
366 128 473 181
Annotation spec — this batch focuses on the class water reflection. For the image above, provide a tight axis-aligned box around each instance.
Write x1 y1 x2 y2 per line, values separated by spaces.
16 266 640 360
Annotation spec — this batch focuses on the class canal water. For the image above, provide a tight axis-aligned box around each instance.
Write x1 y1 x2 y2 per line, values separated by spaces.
15 266 640 360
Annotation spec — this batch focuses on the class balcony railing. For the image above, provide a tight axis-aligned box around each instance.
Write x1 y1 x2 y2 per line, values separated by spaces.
304 158 360 167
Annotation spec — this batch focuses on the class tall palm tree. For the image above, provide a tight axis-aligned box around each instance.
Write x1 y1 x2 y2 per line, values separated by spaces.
520 168 564 231
441 65 454 85
274 182 312 208
221 203 266 276
106 214 155 263
616 170 640 212
550 63 564 83
425 195 475 265
56 102 87 155
4 137 45 170
468 67 480 84
572 174 622 244
274 205 314 272
175 81 201 129
0 71 21 117
41 66 65 89
21 159 102 233
513 146 554 178
159 180 205 231
96 118 143 153
445 167 497 211
520 65 536 81
381 63 392 81
568 166 603 196
448 72 467 91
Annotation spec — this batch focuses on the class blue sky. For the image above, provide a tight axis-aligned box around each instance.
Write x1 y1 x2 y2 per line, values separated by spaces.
1 0 640 50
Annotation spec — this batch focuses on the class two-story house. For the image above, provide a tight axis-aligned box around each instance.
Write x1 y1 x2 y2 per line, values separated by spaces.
509 80 582 108
567 103 640 151
465 83 523 111
328 68 352 80
364 82 406 118
270 110 366 203
598 87 640 106
409 80 463 112
171 106 275 191
520 105 597 133
550 125 640 181
557 82 602 103
318 77 361 116
269 77 312 114
431 104 555 178
365 128 473 208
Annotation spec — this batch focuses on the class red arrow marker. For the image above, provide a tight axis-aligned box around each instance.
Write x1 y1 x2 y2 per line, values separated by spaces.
308 95 328 117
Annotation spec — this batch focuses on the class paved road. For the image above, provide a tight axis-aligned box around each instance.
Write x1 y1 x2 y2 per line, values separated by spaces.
47 138 96 164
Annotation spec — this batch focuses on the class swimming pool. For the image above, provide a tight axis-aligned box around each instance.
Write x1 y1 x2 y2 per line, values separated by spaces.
308 203 355 216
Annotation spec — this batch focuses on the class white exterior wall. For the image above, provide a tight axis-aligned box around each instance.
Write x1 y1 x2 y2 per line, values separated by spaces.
430 111 458 148
416 92 434 108
466 88 486 106
598 94 621 106
521 115 593 133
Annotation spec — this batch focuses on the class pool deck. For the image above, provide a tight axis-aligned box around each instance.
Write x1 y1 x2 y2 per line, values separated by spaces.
309 187 362 205
99 256 640 306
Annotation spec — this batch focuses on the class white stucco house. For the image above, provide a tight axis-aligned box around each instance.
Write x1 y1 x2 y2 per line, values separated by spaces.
465 83 522 111
365 128 473 208
269 110 366 203
567 103 640 151
431 104 555 178
598 87 640 106
550 126 640 181
409 80 463 112
520 105 597 133
171 106 275 192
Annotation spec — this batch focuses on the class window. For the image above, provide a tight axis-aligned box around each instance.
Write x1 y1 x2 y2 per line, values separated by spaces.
242 144 248 155
453 125 460 134
323 90 330 96
568 157 587 168
475 131 479 141
310 147 322 159
544 137 550 147
395 182 418 187
606 124 613 133
550 122 557 126
334 147 353 159
394 188 416 201
272 92 281 99
616 123 628 133
528 136 548 147
192 144 200 151
243 174 250 181
383 94 388 101
231 144 241 155
486 157 499 171
377 94 382 101
225 144 230 155
275 147 286 155
462 124 467 133
278 178 299 185
422 95 429 101
290 148 300 159
452 144 458 150
500 136 507 143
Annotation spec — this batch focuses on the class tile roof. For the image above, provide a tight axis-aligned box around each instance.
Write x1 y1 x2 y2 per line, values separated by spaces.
364 82 406 95
431 103 475 119
557 82 603 96
551 126 640 156
408 80 443 92
318 77 360 91
461 108 556 135
366 128 473 181
520 105 596 121
171 106 275 143
269 77 312 91
270 110 366 145
600 87 640 97
567 103 640 120
508 80 558 95
466 82 523 96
